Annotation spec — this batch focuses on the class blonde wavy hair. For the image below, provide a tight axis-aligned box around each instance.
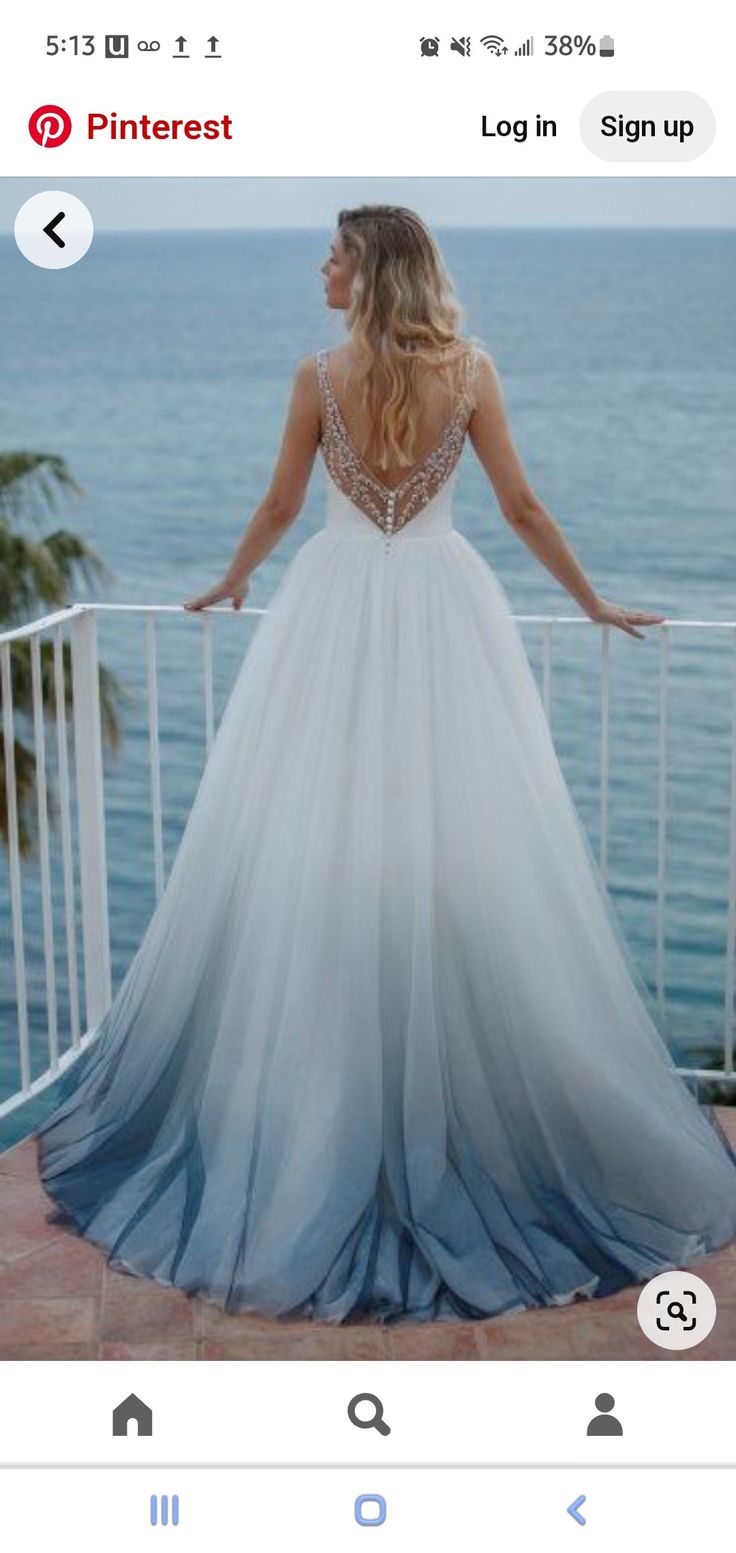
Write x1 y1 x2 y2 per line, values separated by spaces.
336 205 468 470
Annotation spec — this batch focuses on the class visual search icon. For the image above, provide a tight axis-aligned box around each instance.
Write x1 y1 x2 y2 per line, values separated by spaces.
637 1270 717 1350
347 1393 391 1436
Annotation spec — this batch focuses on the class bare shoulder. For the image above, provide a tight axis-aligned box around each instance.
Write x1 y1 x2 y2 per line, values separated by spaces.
467 344 504 407
290 354 321 407
292 353 319 386
468 341 498 379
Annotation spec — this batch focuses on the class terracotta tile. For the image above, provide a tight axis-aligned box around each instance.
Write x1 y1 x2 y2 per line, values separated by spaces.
333 1329 391 1360
480 1301 736 1363
200 1339 284 1360
670 1340 736 1361
191 1299 206 1342
0 1141 41 1179
0 1342 99 1360
552 1310 657 1360
0 1236 105 1300
7 1170 54 1212
0 1296 98 1347
199 1302 314 1338
103 1264 194 1302
700 1300 736 1354
705 1240 736 1265
101 1272 197 1344
480 1314 642 1361
100 1342 198 1360
715 1107 736 1145
386 1325 480 1360
692 1257 736 1301
0 1177 63 1266
201 1328 386 1360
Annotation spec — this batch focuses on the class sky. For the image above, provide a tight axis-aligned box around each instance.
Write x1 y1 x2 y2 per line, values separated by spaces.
1 177 734 232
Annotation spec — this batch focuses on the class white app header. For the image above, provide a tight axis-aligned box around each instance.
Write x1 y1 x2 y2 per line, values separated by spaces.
1 0 733 176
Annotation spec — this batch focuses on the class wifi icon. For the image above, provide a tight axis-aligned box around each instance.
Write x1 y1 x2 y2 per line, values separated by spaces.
480 35 507 55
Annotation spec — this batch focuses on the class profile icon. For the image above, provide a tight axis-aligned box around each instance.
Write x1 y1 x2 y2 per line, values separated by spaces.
586 1393 623 1436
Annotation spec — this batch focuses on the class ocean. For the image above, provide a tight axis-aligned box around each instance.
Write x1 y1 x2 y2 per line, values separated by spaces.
1 226 735 1143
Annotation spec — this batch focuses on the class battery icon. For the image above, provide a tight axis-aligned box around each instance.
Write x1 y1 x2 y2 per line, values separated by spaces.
599 35 615 56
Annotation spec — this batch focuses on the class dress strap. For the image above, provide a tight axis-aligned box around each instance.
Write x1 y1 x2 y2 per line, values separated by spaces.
316 343 479 416
315 349 330 400
455 340 482 422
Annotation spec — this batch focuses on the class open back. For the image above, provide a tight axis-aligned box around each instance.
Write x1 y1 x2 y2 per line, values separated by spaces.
316 342 480 535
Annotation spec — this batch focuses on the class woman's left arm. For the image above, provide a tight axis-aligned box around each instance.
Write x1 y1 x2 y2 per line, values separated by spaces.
184 357 321 612
468 351 665 639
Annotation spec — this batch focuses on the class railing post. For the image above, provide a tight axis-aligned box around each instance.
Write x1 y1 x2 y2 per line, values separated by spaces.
598 624 610 880
70 609 112 1028
724 626 736 1075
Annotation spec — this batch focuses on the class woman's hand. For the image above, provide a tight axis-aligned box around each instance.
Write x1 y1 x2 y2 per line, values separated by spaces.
183 574 250 613
587 596 666 639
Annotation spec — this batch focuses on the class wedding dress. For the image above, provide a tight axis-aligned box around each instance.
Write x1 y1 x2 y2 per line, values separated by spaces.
35 342 736 1323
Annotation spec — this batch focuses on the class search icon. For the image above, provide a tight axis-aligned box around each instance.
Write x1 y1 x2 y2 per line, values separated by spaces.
347 1393 391 1436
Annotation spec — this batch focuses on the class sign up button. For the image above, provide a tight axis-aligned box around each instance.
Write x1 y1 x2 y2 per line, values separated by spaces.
580 92 716 160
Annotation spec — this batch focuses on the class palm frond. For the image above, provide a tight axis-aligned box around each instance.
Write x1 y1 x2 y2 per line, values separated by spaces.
0 453 83 526
0 450 130 857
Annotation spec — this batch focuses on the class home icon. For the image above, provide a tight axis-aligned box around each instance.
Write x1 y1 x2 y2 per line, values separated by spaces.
112 1393 153 1437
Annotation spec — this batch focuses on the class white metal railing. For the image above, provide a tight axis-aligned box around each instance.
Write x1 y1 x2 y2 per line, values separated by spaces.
2 601 736 1122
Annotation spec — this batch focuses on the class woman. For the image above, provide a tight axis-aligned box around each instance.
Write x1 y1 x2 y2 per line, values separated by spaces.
36 205 736 1323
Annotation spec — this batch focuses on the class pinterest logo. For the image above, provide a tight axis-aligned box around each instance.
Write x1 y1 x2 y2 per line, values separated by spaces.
29 105 73 148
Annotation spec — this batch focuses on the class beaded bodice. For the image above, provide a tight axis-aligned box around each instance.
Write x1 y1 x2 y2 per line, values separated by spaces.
315 345 480 536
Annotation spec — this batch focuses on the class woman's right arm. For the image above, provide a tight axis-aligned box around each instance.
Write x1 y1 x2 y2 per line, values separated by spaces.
468 351 665 639
184 357 321 612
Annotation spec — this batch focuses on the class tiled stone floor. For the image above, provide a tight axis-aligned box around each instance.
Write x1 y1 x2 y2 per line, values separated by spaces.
0 1113 735 1360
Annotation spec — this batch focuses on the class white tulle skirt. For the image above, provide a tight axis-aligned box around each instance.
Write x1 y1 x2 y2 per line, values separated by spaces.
36 515 736 1321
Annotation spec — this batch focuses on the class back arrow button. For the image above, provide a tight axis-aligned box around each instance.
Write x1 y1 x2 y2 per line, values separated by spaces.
15 192 93 268
567 1494 587 1525
43 211 66 249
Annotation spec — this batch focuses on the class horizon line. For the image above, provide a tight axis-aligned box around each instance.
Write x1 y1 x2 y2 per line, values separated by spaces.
2 222 735 238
